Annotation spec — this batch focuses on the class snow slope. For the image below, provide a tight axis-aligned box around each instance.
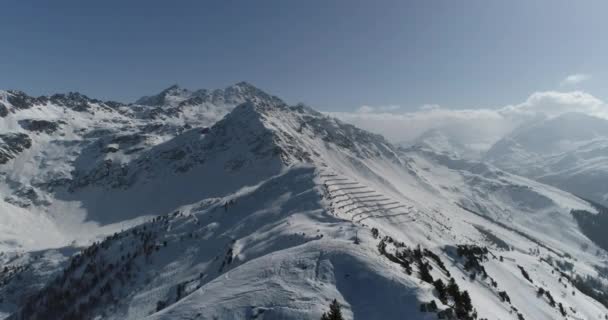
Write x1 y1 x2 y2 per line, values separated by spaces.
0 83 287 317
1 86 608 320
0 82 281 251
485 112 608 206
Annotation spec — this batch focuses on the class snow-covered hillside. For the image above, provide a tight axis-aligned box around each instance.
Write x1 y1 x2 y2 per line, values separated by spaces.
484 112 608 206
410 112 608 207
1 84 608 320
408 129 483 159
0 82 282 252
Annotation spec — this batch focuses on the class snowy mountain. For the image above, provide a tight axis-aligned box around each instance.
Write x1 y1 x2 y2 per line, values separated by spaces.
0 82 283 251
1 84 608 320
407 129 483 159
484 112 608 206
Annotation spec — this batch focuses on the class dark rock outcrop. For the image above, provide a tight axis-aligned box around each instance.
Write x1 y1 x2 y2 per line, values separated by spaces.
0 133 32 164
18 119 62 134
0 102 8 117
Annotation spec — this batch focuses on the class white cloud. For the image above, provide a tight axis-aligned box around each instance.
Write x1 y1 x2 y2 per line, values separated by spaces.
560 73 591 86
330 107 513 149
357 105 376 113
329 91 608 150
357 104 401 113
501 91 605 117
418 104 441 111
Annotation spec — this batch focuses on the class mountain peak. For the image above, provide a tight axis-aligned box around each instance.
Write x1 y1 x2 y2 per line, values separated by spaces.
134 82 283 107
135 84 191 106
215 99 399 166
3 82 608 320
164 84 180 91
233 80 255 88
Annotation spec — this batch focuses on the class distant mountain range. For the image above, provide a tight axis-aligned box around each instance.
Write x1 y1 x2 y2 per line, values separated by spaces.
410 112 608 207
0 83 607 320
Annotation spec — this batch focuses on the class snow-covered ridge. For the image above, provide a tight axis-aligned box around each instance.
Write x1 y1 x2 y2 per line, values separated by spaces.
1 84 608 320
135 81 283 108
0 82 284 251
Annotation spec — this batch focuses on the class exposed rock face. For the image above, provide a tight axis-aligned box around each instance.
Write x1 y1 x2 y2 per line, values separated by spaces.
4 186 50 208
135 84 186 106
0 133 32 164
49 92 95 112
0 103 8 117
18 120 62 134
71 159 133 190
135 82 283 108
6 91 41 109
3 90 112 114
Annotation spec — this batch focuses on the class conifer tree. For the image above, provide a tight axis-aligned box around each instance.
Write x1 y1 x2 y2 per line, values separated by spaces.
433 279 448 304
447 278 460 301
321 299 344 320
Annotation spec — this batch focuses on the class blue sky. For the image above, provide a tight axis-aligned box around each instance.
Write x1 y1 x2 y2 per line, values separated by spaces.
1 0 607 111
